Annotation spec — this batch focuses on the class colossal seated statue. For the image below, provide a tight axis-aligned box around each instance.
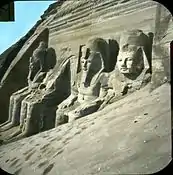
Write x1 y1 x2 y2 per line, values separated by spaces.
0 41 49 131
99 29 152 109
55 37 112 126
3 48 72 142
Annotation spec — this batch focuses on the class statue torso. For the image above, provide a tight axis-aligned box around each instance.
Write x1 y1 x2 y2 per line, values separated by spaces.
78 83 100 103
32 47 46 60
104 68 151 95
75 69 102 104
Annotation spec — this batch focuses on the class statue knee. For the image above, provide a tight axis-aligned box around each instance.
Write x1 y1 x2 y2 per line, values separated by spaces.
20 100 28 114
55 110 68 127
22 116 39 136
15 94 26 104
10 95 15 102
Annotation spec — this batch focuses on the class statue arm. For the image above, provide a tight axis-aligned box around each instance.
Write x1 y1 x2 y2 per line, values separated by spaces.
30 72 47 89
27 70 32 86
42 70 52 84
141 72 152 87
73 83 109 114
13 86 29 96
40 82 57 100
98 88 123 110
98 72 130 110
98 73 126 110
71 74 111 112
58 93 78 109
32 72 46 83
70 96 104 119
27 56 34 85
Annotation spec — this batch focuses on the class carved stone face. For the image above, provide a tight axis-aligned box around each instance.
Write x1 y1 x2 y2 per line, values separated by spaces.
80 47 102 73
80 45 103 86
39 41 47 49
29 56 40 73
117 51 136 74
117 45 143 74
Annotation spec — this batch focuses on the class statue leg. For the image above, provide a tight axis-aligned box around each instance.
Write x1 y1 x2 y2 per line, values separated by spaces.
55 109 69 127
68 102 101 122
20 102 41 137
4 127 22 141
13 87 29 96
5 102 39 141
4 101 27 140
19 99 28 130
6 99 28 139
0 94 29 131
3 130 25 144
0 95 15 128
0 87 29 128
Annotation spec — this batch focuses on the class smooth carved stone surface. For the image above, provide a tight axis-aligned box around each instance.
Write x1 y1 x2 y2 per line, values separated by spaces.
0 27 167 142
15 58 70 138
55 29 152 127
0 0 171 143
48 0 156 36
47 0 159 76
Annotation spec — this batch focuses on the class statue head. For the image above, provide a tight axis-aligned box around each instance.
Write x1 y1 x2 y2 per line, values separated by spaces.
80 38 109 72
29 55 39 71
117 29 150 75
38 41 47 49
79 38 109 86
29 41 48 75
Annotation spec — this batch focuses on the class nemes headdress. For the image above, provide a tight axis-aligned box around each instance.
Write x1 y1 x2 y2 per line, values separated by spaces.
86 37 109 72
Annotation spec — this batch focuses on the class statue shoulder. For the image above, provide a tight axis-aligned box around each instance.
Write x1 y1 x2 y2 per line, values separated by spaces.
142 72 152 85
33 72 47 83
99 72 110 87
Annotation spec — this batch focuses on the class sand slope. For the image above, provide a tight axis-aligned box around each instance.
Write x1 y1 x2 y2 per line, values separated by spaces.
0 83 171 175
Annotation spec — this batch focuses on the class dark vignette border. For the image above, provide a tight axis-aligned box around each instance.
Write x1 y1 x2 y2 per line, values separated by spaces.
0 0 172 174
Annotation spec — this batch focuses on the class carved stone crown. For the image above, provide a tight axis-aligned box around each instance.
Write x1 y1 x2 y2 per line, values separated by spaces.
120 29 149 47
119 29 151 70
